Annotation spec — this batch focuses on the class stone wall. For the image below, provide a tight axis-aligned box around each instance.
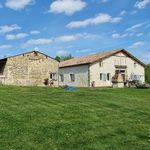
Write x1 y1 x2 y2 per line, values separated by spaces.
3 51 59 86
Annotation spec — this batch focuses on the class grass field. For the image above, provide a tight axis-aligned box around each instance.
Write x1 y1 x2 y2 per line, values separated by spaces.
0 86 150 150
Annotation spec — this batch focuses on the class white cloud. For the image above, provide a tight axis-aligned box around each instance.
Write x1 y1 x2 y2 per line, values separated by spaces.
67 13 122 28
5 0 35 10
57 50 70 56
6 33 29 40
49 0 87 15
135 0 150 9
136 33 144 37
23 32 99 47
102 0 109 2
112 23 145 39
55 33 99 42
55 35 78 42
24 38 52 46
30 30 40 35
111 17 122 23
76 48 91 53
128 41 145 49
0 44 13 49
146 23 150 28
126 23 143 32
141 51 150 63
0 24 21 34
33 47 40 51
112 33 128 39
0 3 3 8
112 33 120 39
81 32 100 39
130 10 137 15
120 10 127 16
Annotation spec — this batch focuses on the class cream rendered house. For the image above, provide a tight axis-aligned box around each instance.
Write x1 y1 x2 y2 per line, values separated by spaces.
59 49 145 88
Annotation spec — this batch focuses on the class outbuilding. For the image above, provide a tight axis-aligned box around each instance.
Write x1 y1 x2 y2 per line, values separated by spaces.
0 51 59 86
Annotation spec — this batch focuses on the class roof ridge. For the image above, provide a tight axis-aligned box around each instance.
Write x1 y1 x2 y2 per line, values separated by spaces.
0 50 58 62
60 48 123 63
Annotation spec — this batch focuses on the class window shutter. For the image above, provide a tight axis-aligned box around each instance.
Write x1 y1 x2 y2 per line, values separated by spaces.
100 73 102 80
60 74 64 82
70 74 75 82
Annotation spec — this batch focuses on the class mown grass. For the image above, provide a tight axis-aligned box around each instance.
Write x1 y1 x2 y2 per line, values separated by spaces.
0 86 150 150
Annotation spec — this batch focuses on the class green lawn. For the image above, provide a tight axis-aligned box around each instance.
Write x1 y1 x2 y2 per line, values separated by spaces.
0 86 150 150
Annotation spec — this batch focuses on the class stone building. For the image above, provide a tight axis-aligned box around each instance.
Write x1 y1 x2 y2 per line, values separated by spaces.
0 51 59 86
59 49 145 88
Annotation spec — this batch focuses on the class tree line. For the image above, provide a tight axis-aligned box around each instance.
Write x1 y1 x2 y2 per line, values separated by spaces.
55 54 73 62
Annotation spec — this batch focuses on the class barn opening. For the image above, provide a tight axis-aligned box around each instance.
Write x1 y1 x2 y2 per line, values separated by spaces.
0 59 7 75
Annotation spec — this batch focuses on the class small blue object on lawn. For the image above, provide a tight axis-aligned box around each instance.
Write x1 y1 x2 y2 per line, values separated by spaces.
65 86 77 91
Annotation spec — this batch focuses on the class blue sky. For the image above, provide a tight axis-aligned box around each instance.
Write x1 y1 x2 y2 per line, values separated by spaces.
0 0 150 63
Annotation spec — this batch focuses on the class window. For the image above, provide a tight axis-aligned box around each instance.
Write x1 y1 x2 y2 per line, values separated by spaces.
133 75 141 81
50 73 57 80
100 73 107 81
115 70 125 74
0 65 4 75
70 74 75 82
107 73 110 81
100 73 110 81
99 60 103 67
60 74 64 82
100 73 103 80
0 61 6 75
103 74 107 81
134 62 137 68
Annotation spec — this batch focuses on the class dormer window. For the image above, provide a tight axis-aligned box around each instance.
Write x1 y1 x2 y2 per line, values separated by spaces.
99 60 103 67
134 62 137 68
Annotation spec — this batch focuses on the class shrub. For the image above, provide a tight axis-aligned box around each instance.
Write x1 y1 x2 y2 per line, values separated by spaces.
145 64 150 83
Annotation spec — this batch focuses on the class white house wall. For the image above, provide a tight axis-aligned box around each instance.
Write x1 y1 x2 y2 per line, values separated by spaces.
89 52 145 87
59 65 89 87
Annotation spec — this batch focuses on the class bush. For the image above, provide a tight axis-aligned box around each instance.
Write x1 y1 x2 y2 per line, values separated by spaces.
145 64 150 83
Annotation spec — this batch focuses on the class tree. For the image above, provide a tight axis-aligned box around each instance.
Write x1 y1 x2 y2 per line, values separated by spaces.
55 56 61 62
145 64 150 83
55 54 73 62
61 54 73 61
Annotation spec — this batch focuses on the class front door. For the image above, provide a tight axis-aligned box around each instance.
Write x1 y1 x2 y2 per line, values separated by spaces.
115 69 126 82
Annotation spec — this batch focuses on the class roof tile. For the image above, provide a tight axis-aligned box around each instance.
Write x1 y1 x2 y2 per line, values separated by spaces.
59 49 145 68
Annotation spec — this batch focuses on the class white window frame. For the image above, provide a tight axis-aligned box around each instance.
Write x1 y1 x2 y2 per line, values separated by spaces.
60 74 64 82
100 73 110 81
50 73 57 81
107 73 110 81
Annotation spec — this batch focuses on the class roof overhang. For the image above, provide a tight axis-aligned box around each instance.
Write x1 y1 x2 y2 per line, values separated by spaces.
59 63 90 68
59 49 146 68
